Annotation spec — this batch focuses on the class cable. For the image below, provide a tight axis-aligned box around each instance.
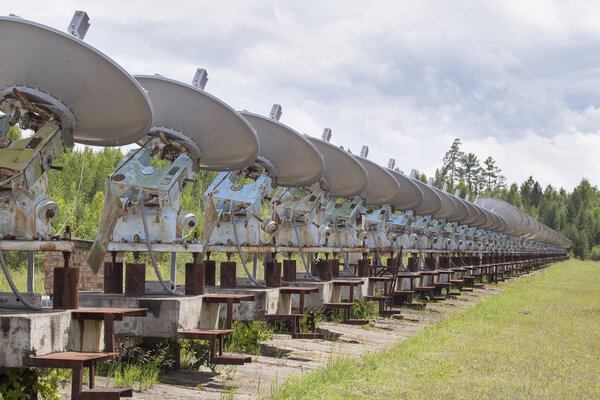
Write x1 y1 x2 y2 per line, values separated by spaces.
230 204 265 288
57 147 86 234
370 227 383 266
0 247 42 310
138 188 180 296
292 211 319 281
334 217 357 277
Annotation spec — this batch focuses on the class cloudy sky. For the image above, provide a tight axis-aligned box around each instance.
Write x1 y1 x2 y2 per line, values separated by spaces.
6 1 600 191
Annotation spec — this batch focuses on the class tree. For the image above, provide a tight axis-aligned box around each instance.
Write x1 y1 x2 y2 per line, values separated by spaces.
442 138 464 186
504 183 522 208
458 152 481 194
482 156 505 193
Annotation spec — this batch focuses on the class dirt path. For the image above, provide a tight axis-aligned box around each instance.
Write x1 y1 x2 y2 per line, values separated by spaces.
63 283 506 399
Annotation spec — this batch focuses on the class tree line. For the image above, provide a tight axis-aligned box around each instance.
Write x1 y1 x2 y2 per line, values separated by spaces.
423 138 599 259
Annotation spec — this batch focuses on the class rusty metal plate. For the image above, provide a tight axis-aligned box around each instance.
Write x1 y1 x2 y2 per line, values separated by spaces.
411 178 442 215
305 136 368 197
354 156 400 205
136 75 258 172
240 111 324 187
388 170 423 211
0 17 153 146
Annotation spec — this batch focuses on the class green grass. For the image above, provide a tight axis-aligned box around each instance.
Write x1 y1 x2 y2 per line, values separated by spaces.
270 259 600 400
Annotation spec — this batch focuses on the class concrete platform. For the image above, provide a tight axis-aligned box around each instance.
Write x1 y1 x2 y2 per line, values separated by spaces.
285 276 369 309
79 293 212 338
205 279 287 321
0 309 103 368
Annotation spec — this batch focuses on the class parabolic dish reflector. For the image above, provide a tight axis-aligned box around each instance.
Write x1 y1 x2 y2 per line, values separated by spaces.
355 157 400 205
306 136 368 198
475 197 520 235
447 194 469 222
460 199 480 225
496 214 509 233
411 178 442 215
388 170 423 211
470 205 488 227
431 187 457 220
240 111 324 187
0 17 153 146
480 209 496 230
136 75 258 171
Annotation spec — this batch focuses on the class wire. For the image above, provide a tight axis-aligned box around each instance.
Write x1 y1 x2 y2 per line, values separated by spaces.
370 227 383 266
230 203 265 288
57 147 87 234
292 211 319 281
138 188 180 296
334 216 357 277
0 247 42 310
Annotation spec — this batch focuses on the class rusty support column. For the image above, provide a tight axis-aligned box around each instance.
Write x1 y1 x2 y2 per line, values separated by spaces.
283 259 296 282
407 255 419 272
53 253 79 309
220 261 237 288
103 261 123 294
358 258 371 277
265 261 282 287
204 260 216 286
52 267 79 310
185 262 205 295
313 259 333 280
330 259 340 278
425 255 436 270
125 263 146 297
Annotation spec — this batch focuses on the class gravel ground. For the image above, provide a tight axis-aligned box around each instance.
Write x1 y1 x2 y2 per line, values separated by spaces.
60 283 506 399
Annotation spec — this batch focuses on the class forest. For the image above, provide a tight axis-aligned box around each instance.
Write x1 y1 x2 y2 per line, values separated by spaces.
10 122 597 260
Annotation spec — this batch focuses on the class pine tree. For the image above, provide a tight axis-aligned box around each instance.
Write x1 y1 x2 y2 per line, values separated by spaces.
458 152 481 194
442 138 463 186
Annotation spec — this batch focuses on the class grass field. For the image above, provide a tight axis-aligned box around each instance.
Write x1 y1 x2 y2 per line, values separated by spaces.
270 259 600 400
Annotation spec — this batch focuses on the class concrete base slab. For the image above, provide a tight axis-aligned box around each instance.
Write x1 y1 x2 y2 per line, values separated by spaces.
205 282 284 321
79 293 206 338
285 277 369 309
0 309 103 368
0 292 42 308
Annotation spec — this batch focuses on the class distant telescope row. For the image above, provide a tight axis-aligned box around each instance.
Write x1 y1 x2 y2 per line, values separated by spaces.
0 14 571 250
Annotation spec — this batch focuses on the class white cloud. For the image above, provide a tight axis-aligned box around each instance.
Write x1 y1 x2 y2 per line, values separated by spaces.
5 0 600 190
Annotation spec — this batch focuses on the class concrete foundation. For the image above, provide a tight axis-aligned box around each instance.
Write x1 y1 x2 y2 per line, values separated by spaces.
0 292 42 308
78 293 208 338
0 309 103 368
285 276 369 309
205 280 285 321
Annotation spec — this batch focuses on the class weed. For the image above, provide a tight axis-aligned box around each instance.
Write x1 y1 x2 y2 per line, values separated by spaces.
105 361 160 391
223 320 273 355
219 386 238 399
0 368 69 400
350 298 379 320
180 339 215 372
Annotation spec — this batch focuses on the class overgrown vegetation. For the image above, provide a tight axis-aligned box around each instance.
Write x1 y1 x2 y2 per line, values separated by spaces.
310 298 379 324
0 368 69 400
96 337 175 391
270 260 600 399
223 320 273 355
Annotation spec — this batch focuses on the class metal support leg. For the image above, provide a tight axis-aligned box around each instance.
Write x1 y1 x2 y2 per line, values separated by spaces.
27 251 34 293
170 252 177 288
